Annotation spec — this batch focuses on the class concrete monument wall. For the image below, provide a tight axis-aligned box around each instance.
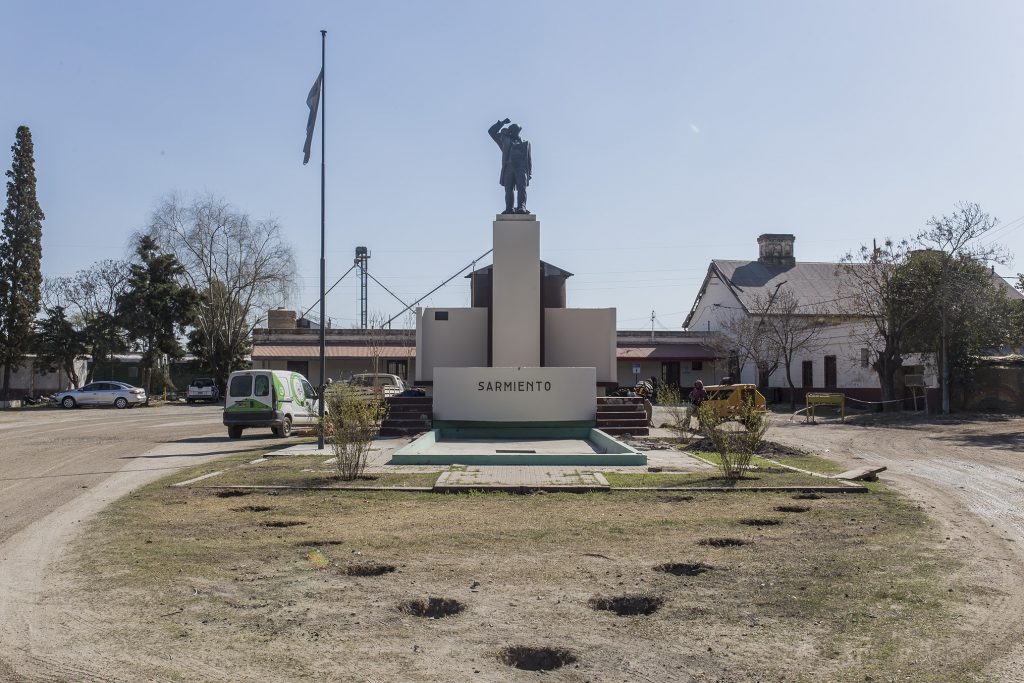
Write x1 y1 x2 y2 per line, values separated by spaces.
432 366 597 422
544 308 617 384
415 307 488 382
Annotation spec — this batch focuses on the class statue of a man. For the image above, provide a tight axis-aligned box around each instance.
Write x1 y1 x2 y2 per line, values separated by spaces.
487 118 532 214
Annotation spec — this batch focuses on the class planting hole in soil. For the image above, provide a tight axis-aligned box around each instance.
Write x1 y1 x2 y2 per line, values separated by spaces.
344 562 396 577
793 493 823 500
498 646 578 672
739 518 782 527
231 505 272 513
775 505 811 513
261 520 307 528
398 597 465 619
588 594 663 616
214 490 250 498
698 537 750 548
295 539 345 547
655 561 713 576
656 495 694 503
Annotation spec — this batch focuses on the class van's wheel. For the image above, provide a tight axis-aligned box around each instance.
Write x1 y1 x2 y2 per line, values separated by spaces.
62 397 76 409
114 397 128 409
228 426 243 439
274 417 293 438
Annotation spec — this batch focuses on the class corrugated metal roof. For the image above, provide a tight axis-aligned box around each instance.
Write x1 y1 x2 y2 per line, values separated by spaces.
252 345 415 359
616 345 717 360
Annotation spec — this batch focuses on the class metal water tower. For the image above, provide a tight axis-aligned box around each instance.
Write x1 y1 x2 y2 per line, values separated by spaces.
354 246 370 328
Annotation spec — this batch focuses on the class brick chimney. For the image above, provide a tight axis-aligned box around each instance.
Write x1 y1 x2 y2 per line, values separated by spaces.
267 308 297 329
757 234 796 266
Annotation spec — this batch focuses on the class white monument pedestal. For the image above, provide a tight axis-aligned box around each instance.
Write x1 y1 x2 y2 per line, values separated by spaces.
491 214 540 367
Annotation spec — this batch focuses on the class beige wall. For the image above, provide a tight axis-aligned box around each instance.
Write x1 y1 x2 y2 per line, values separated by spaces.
545 308 616 383
415 307 488 382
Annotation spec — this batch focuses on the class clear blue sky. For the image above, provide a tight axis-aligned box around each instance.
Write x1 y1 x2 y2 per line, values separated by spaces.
3 0 1023 330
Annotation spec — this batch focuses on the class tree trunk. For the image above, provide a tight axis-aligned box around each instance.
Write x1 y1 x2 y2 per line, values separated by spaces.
2 363 10 398
940 310 950 414
786 363 796 412
876 362 899 412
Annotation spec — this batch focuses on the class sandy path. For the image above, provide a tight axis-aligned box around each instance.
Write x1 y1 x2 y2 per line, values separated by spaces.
770 414 1024 680
0 405 282 681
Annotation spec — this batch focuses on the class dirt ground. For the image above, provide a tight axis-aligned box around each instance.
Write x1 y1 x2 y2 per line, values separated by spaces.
0 404 288 682
2 409 1023 681
769 412 1024 681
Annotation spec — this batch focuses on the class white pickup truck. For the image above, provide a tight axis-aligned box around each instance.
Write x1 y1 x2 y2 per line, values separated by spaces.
345 373 406 399
186 377 220 404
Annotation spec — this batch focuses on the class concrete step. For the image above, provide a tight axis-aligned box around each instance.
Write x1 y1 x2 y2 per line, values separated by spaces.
596 419 649 428
598 397 646 405
596 409 645 418
380 426 430 437
386 397 432 406
598 426 650 436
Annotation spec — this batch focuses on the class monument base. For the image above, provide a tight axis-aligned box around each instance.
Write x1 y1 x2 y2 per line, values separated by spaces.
391 426 644 466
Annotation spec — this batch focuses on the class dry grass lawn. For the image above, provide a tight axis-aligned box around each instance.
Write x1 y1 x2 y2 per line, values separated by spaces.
59 449 986 682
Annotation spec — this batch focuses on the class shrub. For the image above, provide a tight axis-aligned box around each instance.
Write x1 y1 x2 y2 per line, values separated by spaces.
655 384 694 445
697 401 756 480
321 384 389 480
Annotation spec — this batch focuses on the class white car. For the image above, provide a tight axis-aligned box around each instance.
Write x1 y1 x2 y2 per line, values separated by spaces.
186 377 220 404
56 381 147 409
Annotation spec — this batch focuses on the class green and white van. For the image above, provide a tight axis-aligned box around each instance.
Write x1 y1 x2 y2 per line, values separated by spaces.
223 370 322 439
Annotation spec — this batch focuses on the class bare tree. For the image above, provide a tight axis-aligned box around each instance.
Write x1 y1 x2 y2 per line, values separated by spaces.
715 297 782 390
838 239 924 409
45 259 130 382
761 288 828 410
146 194 297 390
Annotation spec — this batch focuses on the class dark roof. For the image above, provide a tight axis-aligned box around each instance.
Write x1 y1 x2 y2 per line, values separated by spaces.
465 260 574 279
710 260 857 313
684 258 1022 328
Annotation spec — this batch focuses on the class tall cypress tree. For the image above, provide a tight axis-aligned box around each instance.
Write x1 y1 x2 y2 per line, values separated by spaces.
0 126 44 396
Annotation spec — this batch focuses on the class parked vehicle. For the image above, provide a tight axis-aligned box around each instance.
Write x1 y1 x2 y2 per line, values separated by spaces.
223 370 322 439
344 373 406 399
186 377 220 404
56 382 147 409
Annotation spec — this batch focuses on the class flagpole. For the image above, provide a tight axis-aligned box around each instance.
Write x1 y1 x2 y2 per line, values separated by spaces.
317 29 327 450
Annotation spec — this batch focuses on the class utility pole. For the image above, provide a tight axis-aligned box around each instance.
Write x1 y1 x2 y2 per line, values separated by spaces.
650 310 655 341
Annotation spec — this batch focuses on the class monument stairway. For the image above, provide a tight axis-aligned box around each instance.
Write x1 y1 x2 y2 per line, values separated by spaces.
380 396 433 436
596 396 649 436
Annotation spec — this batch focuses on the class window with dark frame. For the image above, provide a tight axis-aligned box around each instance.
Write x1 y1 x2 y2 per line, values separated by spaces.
691 360 703 371
801 360 813 388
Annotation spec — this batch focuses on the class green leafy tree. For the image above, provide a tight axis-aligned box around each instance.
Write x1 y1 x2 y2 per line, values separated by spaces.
0 126 44 396
32 306 86 389
903 250 1012 406
117 235 198 401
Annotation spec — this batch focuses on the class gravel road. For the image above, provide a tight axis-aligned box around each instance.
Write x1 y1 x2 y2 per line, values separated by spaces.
0 404 284 681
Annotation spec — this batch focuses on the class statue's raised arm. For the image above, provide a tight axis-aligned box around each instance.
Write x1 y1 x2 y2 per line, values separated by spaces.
487 118 531 215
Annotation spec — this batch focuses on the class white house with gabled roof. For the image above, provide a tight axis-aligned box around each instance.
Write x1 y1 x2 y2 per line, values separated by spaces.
682 234 948 405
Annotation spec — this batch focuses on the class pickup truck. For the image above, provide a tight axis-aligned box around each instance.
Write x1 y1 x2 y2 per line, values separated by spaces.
186 377 220 404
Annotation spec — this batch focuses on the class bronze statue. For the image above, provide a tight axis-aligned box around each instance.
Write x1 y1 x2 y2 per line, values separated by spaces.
488 118 532 214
